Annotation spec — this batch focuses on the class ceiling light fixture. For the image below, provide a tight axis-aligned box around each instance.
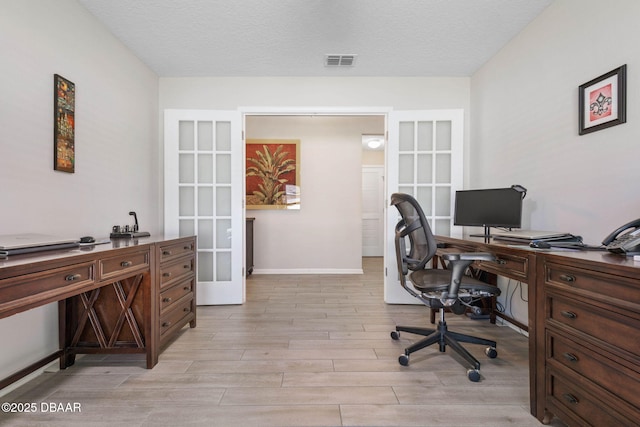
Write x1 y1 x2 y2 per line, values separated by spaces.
362 134 384 150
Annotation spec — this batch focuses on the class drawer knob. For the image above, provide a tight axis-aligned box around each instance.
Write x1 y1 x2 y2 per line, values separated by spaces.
560 310 577 319
184 264 190 269
162 297 172 303
163 250 172 256
163 272 172 277
496 259 507 265
183 307 190 312
184 246 191 250
559 274 576 282
65 273 82 281
162 321 171 327
562 393 579 405
562 352 579 363
183 286 190 291
120 261 132 267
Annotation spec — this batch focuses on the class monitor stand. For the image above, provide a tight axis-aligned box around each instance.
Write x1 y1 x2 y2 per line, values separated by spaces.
469 226 492 240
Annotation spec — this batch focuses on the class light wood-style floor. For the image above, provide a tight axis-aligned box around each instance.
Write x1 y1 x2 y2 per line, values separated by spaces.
1 258 565 426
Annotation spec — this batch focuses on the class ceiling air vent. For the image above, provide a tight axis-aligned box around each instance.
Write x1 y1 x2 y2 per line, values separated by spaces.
325 54 357 67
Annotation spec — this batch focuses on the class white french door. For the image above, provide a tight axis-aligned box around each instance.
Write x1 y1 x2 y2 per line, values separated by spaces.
164 110 244 305
385 109 464 303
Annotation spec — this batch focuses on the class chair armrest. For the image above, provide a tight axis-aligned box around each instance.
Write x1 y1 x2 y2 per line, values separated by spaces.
442 252 495 262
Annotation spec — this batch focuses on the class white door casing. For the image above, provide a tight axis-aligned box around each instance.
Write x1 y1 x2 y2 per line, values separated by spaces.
164 110 244 305
385 109 464 304
362 165 384 257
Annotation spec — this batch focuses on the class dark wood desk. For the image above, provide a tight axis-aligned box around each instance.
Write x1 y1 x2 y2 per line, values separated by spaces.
0 235 196 390
436 235 640 426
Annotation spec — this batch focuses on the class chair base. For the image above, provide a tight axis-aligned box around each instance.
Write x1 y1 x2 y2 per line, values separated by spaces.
391 312 497 381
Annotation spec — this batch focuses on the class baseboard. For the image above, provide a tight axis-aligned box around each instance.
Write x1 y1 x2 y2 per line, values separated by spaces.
252 268 364 275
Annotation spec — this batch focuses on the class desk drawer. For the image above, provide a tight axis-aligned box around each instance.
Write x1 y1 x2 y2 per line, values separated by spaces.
477 251 528 280
547 331 640 409
547 369 639 426
160 279 194 314
159 258 195 290
160 297 194 338
548 294 640 356
545 262 640 305
0 262 94 316
159 240 195 263
98 250 149 281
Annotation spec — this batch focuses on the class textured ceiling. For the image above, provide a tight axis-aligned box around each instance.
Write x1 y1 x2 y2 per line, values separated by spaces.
78 0 553 77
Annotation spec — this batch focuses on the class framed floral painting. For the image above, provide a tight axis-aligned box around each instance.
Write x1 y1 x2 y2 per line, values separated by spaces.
246 139 300 210
54 74 75 172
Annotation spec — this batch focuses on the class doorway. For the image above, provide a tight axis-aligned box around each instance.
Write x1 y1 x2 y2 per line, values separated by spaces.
244 114 385 274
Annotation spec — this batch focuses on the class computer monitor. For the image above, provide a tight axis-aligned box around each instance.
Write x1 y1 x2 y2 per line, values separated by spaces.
454 187 523 238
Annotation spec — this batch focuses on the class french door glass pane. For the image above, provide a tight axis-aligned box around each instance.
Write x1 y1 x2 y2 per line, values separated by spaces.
398 154 414 184
216 252 232 281
198 187 213 216
436 121 452 150
198 121 213 151
198 154 214 183
179 219 194 237
216 187 231 216
417 154 432 183
198 219 213 249
435 154 451 183
216 154 232 183
416 187 433 215
179 121 194 150
216 219 231 249
198 252 213 282
216 122 231 151
179 154 194 183
435 187 451 216
417 121 433 151
179 187 194 216
399 122 414 151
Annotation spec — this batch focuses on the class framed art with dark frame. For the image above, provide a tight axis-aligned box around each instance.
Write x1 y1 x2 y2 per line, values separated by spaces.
579 64 626 135
54 74 75 173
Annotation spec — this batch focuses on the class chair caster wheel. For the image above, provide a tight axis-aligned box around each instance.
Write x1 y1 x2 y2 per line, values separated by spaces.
467 369 481 382
390 331 400 340
485 346 498 358
398 354 409 366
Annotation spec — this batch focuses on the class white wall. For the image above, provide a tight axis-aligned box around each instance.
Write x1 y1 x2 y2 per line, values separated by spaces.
160 76 471 269
0 0 159 390
471 0 640 327
246 116 383 272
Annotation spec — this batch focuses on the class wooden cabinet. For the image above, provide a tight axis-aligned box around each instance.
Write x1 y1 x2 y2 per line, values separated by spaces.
0 235 197 390
541 257 640 426
157 236 196 346
246 217 254 276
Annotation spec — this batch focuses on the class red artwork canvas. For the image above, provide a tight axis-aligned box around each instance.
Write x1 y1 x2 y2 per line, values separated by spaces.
245 139 300 209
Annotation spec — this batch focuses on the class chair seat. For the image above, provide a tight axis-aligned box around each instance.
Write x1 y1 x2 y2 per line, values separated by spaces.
409 268 499 295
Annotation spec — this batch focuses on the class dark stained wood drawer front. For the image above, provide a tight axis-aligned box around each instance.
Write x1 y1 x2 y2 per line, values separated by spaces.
546 262 640 305
159 258 195 290
477 251 528 280
160 297 194 339
160 279 194 315
547 331 640 409
547 369 639 427
547 294 640 356
98 250 149 281
0 262 94 317
159 241 195 263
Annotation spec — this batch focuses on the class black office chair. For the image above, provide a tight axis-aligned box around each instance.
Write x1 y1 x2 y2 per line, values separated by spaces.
390 193 501 381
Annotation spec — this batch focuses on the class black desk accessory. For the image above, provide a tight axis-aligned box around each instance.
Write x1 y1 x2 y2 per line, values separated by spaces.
110 211 151 239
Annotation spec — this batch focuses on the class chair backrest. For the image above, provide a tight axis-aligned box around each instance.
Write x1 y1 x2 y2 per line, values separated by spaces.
390 193 438 273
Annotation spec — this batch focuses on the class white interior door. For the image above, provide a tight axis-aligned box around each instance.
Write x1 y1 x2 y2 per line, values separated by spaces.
362 165 384 256
385 109 464 303
164 109 244 305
